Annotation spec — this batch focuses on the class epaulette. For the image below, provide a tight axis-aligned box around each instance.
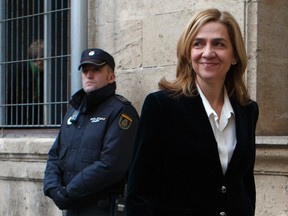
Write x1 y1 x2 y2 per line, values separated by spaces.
115 94 131 105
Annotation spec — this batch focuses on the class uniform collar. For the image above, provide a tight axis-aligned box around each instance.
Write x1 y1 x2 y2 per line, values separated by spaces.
70 82 116 113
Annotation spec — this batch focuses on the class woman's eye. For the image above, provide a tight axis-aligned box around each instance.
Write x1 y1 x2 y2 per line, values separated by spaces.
214 40 226 47
216 43 224 47
193 41 203 47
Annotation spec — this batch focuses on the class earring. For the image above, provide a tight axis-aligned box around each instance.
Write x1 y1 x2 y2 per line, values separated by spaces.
232 61 237 65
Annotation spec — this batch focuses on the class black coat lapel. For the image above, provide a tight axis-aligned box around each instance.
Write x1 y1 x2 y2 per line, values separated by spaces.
226 98 249 175
180 95 224 176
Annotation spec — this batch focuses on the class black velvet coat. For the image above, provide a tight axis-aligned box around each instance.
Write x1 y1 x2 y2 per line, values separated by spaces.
125 90 259 216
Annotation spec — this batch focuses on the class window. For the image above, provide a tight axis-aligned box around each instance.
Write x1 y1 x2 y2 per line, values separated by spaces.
0 0 71 128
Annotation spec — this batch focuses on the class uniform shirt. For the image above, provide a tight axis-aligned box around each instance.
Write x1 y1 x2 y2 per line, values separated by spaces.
197 85 236 174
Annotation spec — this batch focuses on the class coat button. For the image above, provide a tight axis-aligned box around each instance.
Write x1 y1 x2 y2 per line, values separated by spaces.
220 212 226 216
221 186 227 193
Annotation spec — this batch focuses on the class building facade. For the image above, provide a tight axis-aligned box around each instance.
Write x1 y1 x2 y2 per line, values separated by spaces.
0 0 287 215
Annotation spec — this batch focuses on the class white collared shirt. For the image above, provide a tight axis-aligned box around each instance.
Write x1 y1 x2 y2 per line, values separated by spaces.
197 85 236 174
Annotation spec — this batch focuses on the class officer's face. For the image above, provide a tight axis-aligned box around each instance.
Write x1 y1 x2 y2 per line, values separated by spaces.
81 64 115 93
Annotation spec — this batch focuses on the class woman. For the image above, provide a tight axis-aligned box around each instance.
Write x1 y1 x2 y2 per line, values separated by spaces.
125 8 259 216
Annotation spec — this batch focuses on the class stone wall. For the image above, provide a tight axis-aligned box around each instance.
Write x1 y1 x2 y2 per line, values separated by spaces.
0 0 287 215
0 132 60 216
256 0 288 135
255 137 288 215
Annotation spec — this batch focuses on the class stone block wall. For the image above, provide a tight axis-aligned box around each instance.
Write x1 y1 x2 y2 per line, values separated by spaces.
255 137 288 215
256 0 288 135
0 133 61 216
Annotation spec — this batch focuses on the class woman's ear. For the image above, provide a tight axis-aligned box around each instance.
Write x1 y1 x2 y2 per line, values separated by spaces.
232 59 237 65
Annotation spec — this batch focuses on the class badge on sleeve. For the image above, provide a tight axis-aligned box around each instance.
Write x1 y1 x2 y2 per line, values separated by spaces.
119 113 133 130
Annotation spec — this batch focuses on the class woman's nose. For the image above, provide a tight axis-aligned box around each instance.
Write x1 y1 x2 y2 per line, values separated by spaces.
202 45 216 58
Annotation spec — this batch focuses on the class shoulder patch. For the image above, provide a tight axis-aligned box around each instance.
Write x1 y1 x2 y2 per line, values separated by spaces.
119 113 133 130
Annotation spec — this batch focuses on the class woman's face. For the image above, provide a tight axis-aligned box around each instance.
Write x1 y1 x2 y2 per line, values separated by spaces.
190 21 236 85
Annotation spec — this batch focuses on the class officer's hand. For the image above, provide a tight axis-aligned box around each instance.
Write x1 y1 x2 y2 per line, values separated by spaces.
50 187 74 210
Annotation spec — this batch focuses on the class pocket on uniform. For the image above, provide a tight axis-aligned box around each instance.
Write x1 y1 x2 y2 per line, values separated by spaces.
78 149 101 170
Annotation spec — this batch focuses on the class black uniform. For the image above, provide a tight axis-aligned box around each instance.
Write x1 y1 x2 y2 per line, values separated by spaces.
44 82 139 215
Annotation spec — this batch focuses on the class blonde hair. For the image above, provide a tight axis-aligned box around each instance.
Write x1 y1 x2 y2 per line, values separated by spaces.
159 8 250 105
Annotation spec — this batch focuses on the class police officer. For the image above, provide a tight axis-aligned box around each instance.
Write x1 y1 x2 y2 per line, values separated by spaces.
44 48 139 216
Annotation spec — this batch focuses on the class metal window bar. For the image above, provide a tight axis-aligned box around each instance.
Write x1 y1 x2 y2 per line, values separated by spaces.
0 0 71 128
